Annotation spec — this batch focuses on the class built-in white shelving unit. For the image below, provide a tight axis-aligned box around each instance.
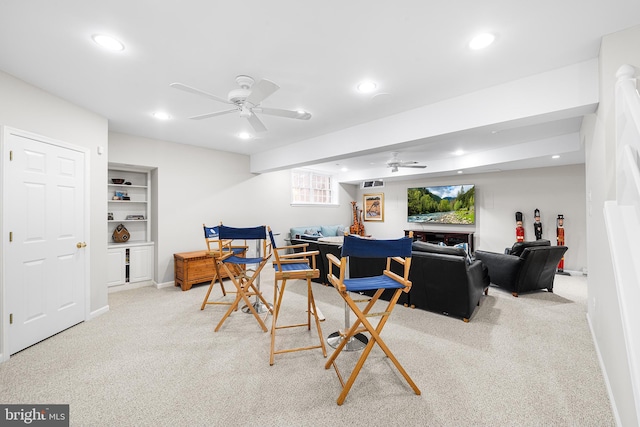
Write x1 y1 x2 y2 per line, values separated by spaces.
107 163 154 289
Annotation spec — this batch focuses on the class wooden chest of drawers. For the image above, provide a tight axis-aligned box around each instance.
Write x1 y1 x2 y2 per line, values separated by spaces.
174 250 229 291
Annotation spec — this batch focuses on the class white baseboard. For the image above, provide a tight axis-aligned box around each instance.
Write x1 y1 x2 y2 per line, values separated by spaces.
88 304 110 321
155 281 175 289
107 280 154 293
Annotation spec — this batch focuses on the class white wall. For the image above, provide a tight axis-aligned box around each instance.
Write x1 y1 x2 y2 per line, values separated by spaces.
357 164 587 272
108 132 355 284
585 24 640 427
0 70 109 316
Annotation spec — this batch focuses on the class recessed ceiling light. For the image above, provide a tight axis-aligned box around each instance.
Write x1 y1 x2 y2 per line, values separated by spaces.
357 80 377 93
91 34 125 51
453 149 465 156
238 132 253 140
457 170 464 174
552 155 560 159
152 112 170 120
469 33 495 50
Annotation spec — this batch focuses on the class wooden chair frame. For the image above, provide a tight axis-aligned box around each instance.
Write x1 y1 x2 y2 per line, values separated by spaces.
200 223 247 310
268 226 327 365
324 234 421 405
213 225 272 332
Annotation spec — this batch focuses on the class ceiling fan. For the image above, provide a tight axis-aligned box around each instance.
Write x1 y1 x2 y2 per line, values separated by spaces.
386 152 427 172
170 75 311 133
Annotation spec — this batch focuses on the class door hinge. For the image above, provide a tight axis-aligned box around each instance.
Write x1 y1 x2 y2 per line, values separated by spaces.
9 313 13 325
9 231 12 242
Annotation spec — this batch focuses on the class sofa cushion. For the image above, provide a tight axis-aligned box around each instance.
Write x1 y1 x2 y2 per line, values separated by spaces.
290 226 322 239
508 239 550 257
320 224 342 237
412 241 466 257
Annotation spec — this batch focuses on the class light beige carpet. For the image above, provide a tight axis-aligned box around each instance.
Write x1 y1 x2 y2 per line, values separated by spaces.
0 269 614 426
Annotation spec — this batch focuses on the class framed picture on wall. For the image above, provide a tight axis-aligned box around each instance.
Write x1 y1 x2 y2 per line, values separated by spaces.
363 193 384 222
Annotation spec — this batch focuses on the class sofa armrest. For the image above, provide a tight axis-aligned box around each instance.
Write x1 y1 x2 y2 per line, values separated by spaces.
474 250 522 289
467 260 490 290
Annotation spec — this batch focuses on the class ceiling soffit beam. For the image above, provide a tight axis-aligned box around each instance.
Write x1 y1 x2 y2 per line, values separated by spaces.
334 132 582 183
250 59 598 174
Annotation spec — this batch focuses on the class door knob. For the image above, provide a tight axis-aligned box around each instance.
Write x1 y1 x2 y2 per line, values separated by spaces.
76 242 87 248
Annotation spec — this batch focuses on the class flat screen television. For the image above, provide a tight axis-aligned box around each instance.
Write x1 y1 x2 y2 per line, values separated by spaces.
407 184 475 224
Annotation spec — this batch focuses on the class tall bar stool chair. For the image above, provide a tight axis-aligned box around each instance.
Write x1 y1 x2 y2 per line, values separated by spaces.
200 224 247 310
325 233 420 405
268 227 327 365
214 225 272 332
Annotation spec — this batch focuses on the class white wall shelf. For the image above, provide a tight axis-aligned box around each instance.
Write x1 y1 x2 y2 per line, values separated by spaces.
108 163 154 288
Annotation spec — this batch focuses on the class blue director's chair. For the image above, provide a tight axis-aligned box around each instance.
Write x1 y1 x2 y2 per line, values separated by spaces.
268 226 327 365
325 233 420 405
213 225 272 332
200 223 247 310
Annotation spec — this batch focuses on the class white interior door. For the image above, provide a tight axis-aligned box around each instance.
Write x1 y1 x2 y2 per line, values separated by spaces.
3 129 87 355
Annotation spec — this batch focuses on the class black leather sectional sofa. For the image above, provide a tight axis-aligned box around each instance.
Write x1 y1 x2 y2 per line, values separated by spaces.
350 241 490 322
290 238 342 286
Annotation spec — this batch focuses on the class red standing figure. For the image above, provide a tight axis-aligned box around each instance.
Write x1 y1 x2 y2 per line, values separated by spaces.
557 214 565 272
515 211 525 242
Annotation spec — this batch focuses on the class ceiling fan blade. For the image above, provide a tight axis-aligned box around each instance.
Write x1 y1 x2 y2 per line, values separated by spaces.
256 107 312 120
170 82 231 105
246 113 267 133
398 160 419 166
401 165 427 169
245 79 279 106
189 108 237 120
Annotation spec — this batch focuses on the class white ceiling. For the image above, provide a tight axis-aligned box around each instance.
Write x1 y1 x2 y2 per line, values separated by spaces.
1 1 639 183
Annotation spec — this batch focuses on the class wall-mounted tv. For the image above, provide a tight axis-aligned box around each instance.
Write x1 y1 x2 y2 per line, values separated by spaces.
408 184 475 224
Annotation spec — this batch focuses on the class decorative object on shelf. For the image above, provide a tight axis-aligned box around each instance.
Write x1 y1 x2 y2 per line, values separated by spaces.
534 208 543 240
108 212 114 220
556 214 568 274
113 191 129 201
126 215 145 220
112 223 131 243
515 211 525 242
363 193 384 222
111 178 125 184
124 181 132 185
349 201 365 236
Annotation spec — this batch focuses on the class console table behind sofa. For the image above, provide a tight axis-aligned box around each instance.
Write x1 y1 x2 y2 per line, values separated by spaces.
405 229 475 253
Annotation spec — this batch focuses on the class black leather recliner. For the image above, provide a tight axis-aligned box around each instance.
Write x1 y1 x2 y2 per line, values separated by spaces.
475 240 568 297
406 242 489 321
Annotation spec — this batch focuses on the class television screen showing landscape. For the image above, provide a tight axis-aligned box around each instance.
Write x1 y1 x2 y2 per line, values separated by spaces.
407 184 475 224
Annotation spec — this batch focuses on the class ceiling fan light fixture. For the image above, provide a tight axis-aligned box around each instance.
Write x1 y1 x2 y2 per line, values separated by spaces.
91 34 125 51
469 33 495 50
171 75 310 132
